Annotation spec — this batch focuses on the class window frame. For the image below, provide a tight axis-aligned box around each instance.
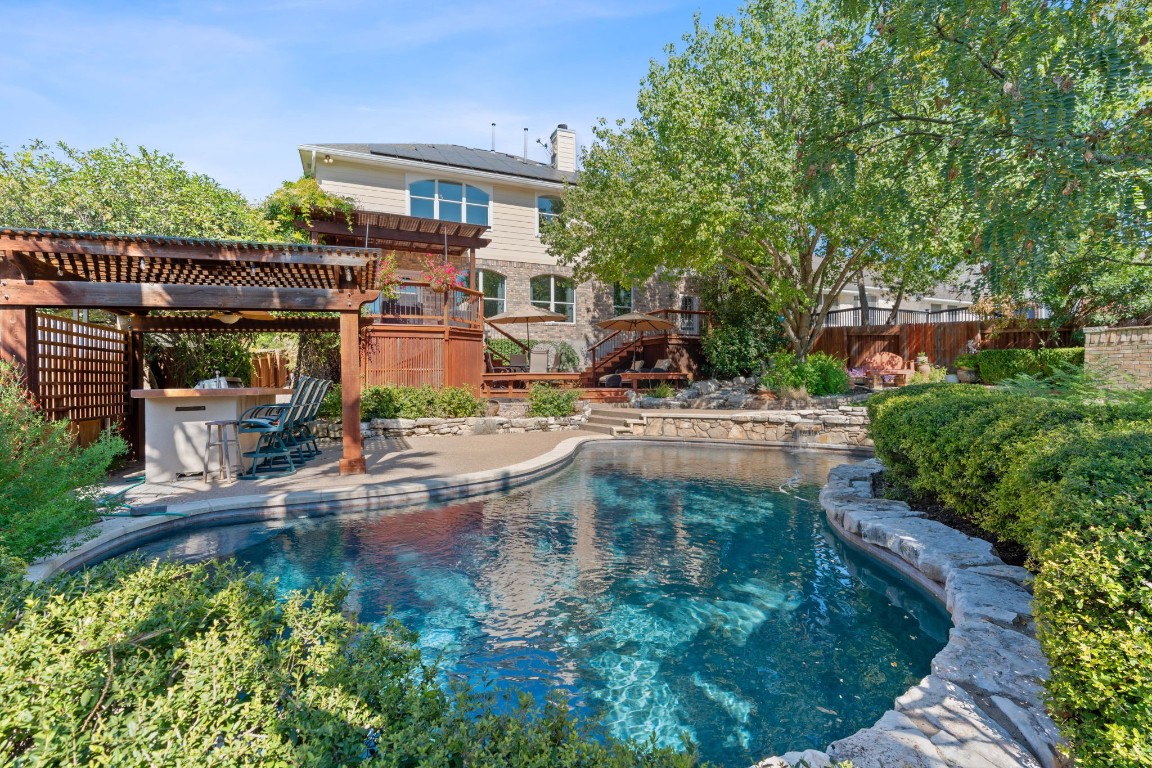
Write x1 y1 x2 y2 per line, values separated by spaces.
535 194 561 237
530 274 576 324
611 283 634 316
407 176 491 226
476 269 507 318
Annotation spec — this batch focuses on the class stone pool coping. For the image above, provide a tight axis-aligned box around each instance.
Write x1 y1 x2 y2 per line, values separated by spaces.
28 441 1064 768
756 459 1065 768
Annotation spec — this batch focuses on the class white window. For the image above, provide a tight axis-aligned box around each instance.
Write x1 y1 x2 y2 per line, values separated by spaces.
477 269 506 318
530 274 575 323
409 179 490 226
536 195 561 235
612 283 634 316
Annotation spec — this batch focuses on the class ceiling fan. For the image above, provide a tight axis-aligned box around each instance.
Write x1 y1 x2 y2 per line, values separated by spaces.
209 311 277 324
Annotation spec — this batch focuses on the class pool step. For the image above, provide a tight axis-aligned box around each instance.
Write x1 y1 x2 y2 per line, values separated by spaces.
584 408 645 436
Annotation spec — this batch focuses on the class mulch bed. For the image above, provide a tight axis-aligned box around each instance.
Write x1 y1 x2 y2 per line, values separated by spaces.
872 474 1030 568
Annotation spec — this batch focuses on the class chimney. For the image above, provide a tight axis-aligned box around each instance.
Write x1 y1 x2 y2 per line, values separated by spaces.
549 123 577 173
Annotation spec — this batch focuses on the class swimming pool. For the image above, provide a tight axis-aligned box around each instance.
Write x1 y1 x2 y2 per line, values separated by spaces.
137 442 950 767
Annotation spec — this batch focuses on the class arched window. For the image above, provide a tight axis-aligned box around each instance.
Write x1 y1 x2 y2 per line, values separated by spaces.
409 179 490 225
612 283 634 316
477 269 506 318
530 275 575 323
536 195 561 235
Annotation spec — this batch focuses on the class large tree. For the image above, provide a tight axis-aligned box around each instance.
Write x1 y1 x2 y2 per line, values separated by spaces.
0 140 283 240
833 0 1152 317
543 0 968 357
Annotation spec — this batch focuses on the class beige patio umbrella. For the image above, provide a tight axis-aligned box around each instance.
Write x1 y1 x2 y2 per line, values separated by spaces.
486 305 566 346
596 311 676 364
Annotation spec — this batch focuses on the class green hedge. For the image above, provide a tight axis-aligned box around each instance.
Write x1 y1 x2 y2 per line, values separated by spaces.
867 385 1152 766
971 347 1084 384
0 558 702 767
526 383 582 417
761 352 851 397
318 384 484 421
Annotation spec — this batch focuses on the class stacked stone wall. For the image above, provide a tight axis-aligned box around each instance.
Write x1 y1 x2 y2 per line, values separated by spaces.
630 406 871 448
311 415 587 441
1084 324 1152 388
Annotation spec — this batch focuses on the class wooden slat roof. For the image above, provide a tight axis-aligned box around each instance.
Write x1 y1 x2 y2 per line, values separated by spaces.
0 228 381 291
302 211 491 258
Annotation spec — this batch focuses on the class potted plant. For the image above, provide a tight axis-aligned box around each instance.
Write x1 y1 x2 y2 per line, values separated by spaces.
953 353 979 383
915 352 932 376
420 255 460 293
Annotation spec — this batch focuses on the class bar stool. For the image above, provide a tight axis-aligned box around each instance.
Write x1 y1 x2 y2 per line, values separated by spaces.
203 420 243 481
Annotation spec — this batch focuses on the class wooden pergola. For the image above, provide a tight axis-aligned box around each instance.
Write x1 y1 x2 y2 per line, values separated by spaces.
0 227 438 475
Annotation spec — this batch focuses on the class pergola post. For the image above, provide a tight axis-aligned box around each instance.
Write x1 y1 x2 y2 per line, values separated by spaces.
0 307 38 391
338 309 366 475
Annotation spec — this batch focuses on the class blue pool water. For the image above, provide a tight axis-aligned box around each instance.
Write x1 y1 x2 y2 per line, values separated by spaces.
138 443 950 766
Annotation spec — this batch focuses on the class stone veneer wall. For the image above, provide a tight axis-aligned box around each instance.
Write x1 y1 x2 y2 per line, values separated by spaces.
311 415 587 440
629 406 872 448
1084 324 1152 388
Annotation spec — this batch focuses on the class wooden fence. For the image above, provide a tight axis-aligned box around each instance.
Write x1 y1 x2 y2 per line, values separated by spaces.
811 320 1074 368
35 313 129 444
250 349 289 388
362 326 484 390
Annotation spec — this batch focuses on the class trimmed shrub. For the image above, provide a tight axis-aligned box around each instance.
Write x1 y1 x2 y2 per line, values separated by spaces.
972 347 1084 384
0 558 702 767
868 387 1152 766
360 385 483 420
526 384 581 417
0 362 127 570
761 352 851 397
702 325 775 379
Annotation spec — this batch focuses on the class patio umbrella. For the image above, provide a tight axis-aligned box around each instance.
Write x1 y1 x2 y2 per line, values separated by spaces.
596 311 676 364
486 305 566 346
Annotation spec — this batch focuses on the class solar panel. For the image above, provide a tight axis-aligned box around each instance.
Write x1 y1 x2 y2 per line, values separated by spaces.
366 144 575 184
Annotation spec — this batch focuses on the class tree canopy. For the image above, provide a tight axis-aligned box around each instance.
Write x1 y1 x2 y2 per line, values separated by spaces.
543 0 968 357
0 140 283 240
833 0 1152 320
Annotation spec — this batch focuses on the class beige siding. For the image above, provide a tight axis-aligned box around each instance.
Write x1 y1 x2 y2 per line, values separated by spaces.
485 184 557 267
315 162 407 214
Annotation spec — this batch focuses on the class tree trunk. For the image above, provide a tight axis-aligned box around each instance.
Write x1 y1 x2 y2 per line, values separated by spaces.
885 284 906 325
856 272 870 325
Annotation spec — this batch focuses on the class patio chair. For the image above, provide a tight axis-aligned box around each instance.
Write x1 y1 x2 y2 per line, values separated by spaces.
640 358 673 373
292 378 333 460
239 376 316 476
506 353 529 372
529 347 551 374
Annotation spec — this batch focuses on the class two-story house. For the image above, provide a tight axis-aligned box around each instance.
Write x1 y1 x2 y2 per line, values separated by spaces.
297 125 697 366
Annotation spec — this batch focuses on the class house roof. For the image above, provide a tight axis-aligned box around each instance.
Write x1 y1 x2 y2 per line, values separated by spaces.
309 143 578 185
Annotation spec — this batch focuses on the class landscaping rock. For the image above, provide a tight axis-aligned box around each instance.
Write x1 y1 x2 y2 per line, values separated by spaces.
931 623 1050 705
856 515 999 584
895 675 1040 768
828 710 948 768
945 568 1035 630
987 695 1068 768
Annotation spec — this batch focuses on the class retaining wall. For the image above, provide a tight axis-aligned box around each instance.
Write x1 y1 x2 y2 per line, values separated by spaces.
311 415 588 440
629 406 871 448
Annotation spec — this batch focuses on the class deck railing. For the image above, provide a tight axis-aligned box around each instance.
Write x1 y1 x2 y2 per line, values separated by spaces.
363 281 482 330
821 305 1051 328
587 308 712 376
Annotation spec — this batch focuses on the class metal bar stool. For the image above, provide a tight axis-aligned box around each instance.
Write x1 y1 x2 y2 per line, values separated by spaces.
203 420 243 481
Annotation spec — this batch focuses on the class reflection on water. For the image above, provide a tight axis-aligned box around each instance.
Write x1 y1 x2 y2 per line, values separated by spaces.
137 443 949 767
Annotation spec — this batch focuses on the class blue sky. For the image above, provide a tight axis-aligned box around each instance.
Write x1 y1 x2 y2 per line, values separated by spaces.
0 0 743 200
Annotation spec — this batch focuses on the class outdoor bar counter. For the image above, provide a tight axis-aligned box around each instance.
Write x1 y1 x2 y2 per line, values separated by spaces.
130 388 292 482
